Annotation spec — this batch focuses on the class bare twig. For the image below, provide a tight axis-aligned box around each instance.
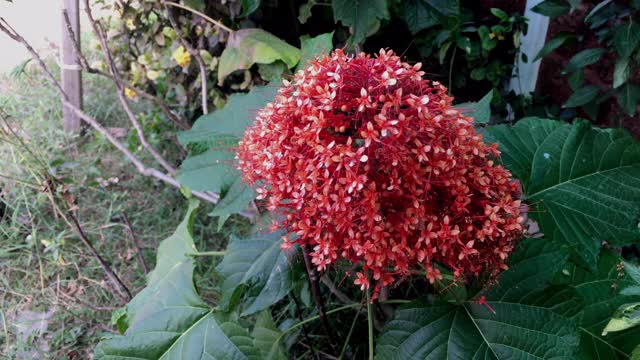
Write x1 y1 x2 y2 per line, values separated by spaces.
121 213 149 274
68 211 132 302
301 245 339 356
83 1 176 175
59 291 118 311
0 19 221 205
165 5 209 114
163 1 234 33
62 9 190 130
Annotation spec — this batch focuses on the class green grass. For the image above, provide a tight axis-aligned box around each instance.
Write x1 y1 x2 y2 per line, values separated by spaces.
0 60 244 358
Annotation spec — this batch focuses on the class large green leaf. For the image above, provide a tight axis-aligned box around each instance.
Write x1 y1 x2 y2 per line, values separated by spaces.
178 86 278 146
375 301 579 359
560 251 640 359
613 57 631 89
562 48 605 75
482 117 564 184
218 29 301 83
332 0 389 46
531 0 571 18
252 311 288 360
534 33 575 61
622 261 640 296
563 85 599 108
94 201 261 359
485 118 640 269
401 0 458 34
177 149 238 193
297 32 334 71
216 231 296 316
618 83 640 116
614 22 640 59
454 90 492 124
486 238 569 303
209 177 256 226
124 199 200 324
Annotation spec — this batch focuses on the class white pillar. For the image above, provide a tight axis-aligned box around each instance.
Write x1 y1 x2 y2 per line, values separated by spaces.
509 0 550 96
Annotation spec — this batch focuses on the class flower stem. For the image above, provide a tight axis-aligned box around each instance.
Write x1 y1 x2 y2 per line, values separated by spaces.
367 284 374 360
186 251 226 257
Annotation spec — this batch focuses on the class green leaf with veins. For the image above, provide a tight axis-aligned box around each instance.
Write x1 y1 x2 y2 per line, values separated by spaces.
178 85 278 146
218 29 300 83
618 83 640 116
486 238 569 303
94 200 261 359
297 32 334 71
376 300 579 359
485 118 640 270
613 57 630 89
217 231 296 316
561 251 640 359
332 0 389 46
253 311 288 360
209 177 256 228
177 148 238 193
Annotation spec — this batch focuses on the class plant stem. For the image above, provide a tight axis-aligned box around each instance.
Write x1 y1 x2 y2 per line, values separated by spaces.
367 285 374 360
448 46 457 96
187 251 226 257
301 245 339 356
122 213 149 274
285 303 361 335
339 304 362 359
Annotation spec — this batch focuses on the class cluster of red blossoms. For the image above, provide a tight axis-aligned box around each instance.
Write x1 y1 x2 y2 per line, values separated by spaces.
237 49 524 295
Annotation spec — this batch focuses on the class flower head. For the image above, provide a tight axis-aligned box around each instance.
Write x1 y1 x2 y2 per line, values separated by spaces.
237 49 523 294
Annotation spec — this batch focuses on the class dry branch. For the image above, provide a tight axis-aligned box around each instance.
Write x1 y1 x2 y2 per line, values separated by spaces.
83 1 176 175
0 17 227 208
122 213 149 274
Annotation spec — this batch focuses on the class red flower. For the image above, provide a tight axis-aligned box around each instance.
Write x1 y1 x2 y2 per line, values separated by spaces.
237 49 523 295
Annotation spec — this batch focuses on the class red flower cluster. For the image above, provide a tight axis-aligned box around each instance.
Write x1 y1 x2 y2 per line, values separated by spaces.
237 49 523 294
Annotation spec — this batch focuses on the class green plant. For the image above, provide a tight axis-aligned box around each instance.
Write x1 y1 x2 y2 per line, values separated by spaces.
93 70 640 358
534 0 640 118
408 3 528 95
